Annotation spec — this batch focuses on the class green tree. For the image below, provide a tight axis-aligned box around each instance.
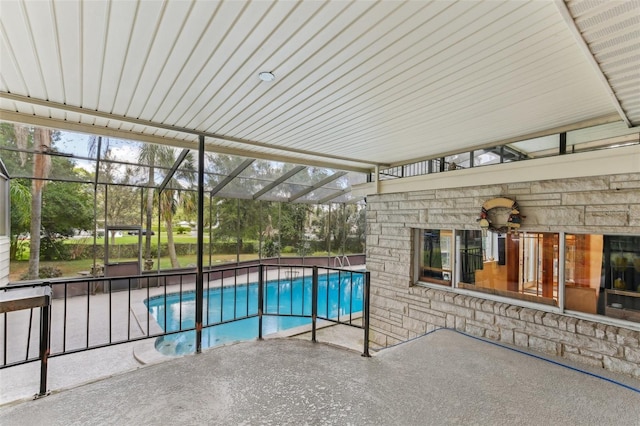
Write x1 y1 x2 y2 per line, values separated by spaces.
279 203 310 247
97 150 141 244
39 181 93 260
9 178 31 260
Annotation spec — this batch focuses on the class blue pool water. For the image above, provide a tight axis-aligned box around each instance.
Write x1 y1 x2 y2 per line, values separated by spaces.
145 271 364 355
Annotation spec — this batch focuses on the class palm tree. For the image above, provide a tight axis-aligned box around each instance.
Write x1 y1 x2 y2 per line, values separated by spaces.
138 145 171 267
139 144 194 269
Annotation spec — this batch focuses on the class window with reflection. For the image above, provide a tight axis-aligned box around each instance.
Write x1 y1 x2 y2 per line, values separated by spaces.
418 229 453 286
0 175 6 236
565 234 639 323
458 230 559 305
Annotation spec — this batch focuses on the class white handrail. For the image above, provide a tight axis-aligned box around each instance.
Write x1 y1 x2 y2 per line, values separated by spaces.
333 255 350 268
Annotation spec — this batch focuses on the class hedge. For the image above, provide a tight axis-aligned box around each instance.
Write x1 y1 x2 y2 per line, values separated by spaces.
64 238 364 260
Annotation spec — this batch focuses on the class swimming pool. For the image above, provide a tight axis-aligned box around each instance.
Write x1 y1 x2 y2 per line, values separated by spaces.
145 271 364 355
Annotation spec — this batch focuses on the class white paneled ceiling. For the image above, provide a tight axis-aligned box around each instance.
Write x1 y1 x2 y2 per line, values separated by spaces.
0 0 637 171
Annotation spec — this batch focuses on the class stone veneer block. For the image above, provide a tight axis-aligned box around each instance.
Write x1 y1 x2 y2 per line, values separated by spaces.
528 336 560 356
576 320 596 337
564 352 604 369
499 328 514 344
585 211 628 226
629 205 640 227
525 207 584 226
563 189 640 206
624 347 640 364
531 177 610 193
514 331 529 347
603 356 640 379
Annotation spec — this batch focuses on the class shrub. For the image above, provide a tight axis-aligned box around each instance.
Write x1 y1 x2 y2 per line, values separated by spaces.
20 266 63 280
176 226 190 235
263 239 280 258
40 235 70 261
296 241 311 257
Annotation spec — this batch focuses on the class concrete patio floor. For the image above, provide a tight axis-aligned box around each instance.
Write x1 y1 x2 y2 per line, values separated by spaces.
1 329 639 425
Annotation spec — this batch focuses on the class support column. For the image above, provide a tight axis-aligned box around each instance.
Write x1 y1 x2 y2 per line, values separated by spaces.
195 135 205 353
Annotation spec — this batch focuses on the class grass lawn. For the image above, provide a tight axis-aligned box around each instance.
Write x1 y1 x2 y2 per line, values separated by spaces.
68 233 211 245
8 253 326 282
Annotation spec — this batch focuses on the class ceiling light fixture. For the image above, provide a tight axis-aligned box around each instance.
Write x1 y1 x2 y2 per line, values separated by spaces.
258 71 275 82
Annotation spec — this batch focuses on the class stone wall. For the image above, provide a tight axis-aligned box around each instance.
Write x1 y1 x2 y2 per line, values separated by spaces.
366 171 640 377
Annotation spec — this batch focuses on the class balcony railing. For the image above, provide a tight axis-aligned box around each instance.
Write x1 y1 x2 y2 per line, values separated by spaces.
0 263 370 398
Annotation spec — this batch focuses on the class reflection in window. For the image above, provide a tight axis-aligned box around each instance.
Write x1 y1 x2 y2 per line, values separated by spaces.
419 229 452 286
458 231 558 305
566 234 639 323
0 174 6 236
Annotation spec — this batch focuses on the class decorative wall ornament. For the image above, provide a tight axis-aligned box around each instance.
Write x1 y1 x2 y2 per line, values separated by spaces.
477 197 522 234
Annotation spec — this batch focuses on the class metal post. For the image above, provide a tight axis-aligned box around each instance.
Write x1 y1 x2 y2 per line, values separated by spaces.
559 132 567 155
312 266 318 343
327 204 331 265
362 271 371 357
259 201 263 261
258 264 264 340
209 193 213 268
38 287 51 397
195 135 205 353
236 199 240 264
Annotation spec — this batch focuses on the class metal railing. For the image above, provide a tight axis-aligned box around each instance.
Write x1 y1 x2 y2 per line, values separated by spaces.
460 247 483 284
333 255 351 268
0 264 370 397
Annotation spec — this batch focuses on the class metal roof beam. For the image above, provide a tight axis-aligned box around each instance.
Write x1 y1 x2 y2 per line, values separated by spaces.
288 171 347 202
209 159 255 197
252 166 306 200
554 0 631 127
0 93 385 167
93 136 103 187
158 148 190 193
0 110 374 174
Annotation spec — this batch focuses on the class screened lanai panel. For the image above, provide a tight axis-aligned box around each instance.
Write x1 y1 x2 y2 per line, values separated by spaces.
0 146 32 178
285 168 335 186
237 160 301 181
296 187 345 204
262 183 311 202
51 132 98 159
45 153 93 183
567 122 640 146
331 192 364 204
204 153 251 175
345 172 367 187
215 177 270 199
96 160 160 188
99 140 144 166
204 172 227 192
510 135 560 157
156 149 197 191
321 172 367 190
